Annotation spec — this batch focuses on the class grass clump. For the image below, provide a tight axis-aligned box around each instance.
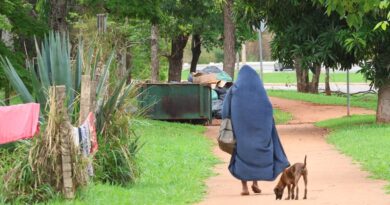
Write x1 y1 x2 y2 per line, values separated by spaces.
316 115 390 192
47 120 218 205
267 90 377 110
94 99 142 185
274 109 292 124
1 90 88 204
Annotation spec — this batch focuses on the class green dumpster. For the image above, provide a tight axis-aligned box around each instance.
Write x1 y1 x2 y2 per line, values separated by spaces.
139 83 212 122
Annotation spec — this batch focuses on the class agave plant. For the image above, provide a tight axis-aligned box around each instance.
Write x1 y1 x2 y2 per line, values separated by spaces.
0 31 113 122
1 30 142 189
0 32 79 116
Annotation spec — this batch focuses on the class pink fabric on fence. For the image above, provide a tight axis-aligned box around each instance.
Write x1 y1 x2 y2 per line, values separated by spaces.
0 103 40 144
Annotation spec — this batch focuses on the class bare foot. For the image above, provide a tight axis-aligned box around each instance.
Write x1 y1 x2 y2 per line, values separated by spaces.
241 190 250 196
251 185 261 193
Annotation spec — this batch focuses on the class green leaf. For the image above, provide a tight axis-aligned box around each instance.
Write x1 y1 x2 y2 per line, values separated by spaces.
379 0 389 9
0 56 34 103
34 37 51 89
374 21 383 30
74 39 83 92
96 51 115 99
381 21 389 30
28 61 47 113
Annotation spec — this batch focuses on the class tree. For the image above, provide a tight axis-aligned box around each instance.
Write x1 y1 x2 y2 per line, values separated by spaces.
0 0 47 104
151 23 159 82
317 0 389 30
223 0 236 79
49 0 68 31
319 0 390 122
189 0 224 73
240 0 358 93
158 0 225 82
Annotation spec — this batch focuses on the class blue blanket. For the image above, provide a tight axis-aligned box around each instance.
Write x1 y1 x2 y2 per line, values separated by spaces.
222 65 290 181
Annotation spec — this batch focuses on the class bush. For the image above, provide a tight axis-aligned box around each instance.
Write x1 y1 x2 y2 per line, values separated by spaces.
94 94 142 185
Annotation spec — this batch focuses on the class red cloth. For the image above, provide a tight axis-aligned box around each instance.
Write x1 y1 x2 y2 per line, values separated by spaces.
0 103 40 144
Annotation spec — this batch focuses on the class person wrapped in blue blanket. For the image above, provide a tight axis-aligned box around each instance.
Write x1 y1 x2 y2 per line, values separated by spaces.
222 65 290 195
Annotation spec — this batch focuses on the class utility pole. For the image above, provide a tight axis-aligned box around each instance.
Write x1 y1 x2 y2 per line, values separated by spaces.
258 21 266 80
347 69 350 116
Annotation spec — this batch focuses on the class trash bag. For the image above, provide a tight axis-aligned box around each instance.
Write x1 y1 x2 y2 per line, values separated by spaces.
187 72 194 82
201 66 233 82
202 66 221 74
216 72 233 82
214 87 227 96
212 99 223 119
212 90 218 100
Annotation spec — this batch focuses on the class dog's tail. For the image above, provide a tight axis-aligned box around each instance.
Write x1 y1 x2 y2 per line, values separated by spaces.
303 155 307 168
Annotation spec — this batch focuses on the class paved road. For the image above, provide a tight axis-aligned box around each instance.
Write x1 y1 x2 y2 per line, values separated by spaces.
265 83 376 94
185 62 362 73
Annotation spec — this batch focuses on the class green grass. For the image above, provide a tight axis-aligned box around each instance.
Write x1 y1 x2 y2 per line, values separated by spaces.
48 120 218 205
262 71 366 83
316 115 390 192
274 109 292 124
267 90 377 110
181 70 367 83
182 69 190 81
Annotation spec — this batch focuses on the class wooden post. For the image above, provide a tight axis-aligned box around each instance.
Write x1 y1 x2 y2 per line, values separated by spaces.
80 75 97 123
97 14 107 34
54 85 75 199
79 75 92 124
90 79 97 113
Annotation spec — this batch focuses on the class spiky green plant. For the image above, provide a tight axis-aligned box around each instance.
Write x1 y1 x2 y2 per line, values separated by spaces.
0 32 80 116
1 30 143 195
94 82 143 185
0 32 113 122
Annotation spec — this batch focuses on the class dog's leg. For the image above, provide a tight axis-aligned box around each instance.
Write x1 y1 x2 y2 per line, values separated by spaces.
295 186 299 200
285 185 291 200
291 184 295 200
303 171 308 200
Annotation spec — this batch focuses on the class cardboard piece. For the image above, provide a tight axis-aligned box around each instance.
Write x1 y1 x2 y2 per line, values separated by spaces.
192 72 219 85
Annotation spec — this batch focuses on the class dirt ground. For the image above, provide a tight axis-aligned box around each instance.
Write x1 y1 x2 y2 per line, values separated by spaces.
198 97 390 205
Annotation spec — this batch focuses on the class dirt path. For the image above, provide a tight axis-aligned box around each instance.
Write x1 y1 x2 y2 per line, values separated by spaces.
199 97 390 205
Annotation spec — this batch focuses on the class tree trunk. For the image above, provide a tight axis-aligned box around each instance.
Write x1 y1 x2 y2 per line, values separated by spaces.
126 50 132 84
223 0 236 79
376 84 390 123
168 34 189 82
118 47 132 84
49 0 68 32
151 24 160 83
190 34 201 73
309 64 321 93
119 49 127 79
294 57 309 92
325 67 331 96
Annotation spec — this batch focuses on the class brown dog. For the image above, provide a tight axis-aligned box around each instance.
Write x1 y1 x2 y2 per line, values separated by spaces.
274 156 308 200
